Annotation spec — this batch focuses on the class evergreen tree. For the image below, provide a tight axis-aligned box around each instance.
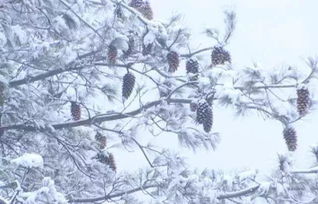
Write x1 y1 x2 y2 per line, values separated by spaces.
0 0 317 203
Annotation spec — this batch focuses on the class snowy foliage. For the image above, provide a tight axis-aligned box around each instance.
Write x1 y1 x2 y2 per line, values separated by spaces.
11 153 44 169
0 0 317 203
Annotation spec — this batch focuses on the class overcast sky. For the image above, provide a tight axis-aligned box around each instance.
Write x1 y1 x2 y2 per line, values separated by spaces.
116 0 318 174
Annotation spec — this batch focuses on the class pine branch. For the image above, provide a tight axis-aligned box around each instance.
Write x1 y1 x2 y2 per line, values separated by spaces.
217 184 260 200
0 98 192 132
291 166 318 174
69 184 158 203
181 47 214 58
58 0 103 39
9 50 101 87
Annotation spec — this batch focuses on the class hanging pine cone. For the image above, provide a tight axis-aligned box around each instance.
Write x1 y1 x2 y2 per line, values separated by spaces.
71 101 81 121
108 153 117 172
186 59 199 74
139 1 153 20
108 45 117 64
97 153 116 172
129 0 143 8
95 132 107 149
122 72 136 99
283 127 297 151
196 100 213 133
211 46 231 66
167 51 179 72
129 0 153 20
297 86 310 116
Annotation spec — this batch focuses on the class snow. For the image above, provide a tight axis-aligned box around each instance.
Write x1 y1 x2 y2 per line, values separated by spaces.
21 178 68 204
11 153 44 169
11 25 28 44
0 32 6 47
110 37 129 51
0 196 9 204
143 30 156 45
0 74 8 85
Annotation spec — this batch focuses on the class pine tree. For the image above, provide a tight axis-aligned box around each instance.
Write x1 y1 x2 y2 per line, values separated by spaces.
1 1 318 203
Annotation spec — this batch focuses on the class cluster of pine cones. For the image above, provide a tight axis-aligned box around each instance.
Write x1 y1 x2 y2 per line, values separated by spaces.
95 132 116 171
110 1 316 154
96 152 117 172
281 86 310 152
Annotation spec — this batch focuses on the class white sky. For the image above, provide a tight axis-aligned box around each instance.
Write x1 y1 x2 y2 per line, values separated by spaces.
115 0 318 174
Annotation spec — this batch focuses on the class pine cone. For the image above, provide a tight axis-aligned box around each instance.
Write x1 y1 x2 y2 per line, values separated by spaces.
129 0 143 8
139 1 153 20
283 127 297 151
211 46 231 66
297 86 310 116
129 0 153 20
167 51 179 72
122 72 136 99
142 43 153 56
108 45 117 64
97 153 116 172
95 132 107 149
186 59 199 74
108 153 117 172
196 100 213 133
71 101 81 121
